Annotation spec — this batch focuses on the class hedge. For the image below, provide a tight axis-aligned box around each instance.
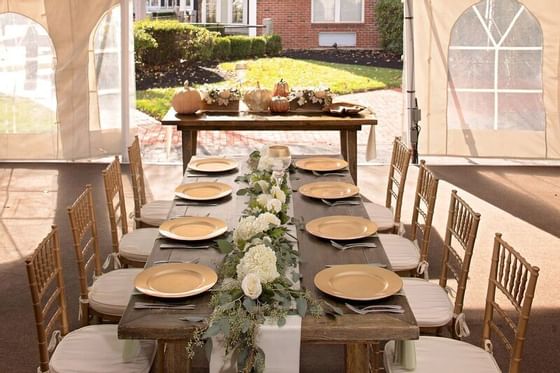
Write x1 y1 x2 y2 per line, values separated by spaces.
134 20 283 64
375 0 403 54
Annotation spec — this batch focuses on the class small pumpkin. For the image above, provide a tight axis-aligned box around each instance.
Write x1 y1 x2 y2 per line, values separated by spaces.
244 82 272 112
273 79 290 97
171 81 202 114
270 96 290 113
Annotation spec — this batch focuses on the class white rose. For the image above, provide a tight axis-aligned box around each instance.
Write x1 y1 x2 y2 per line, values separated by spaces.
256 180 270 193
266 198 282 213
257 193 271 207
271 185 286 204
241 273 262 300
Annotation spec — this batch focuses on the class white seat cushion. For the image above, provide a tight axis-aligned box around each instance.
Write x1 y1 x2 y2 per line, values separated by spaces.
50 324 155 373
140 200 173 226
89 269 142 316
119 228 160 262
364 201 396 231
379 234 420 272
402 278 453 328
384 336 501 373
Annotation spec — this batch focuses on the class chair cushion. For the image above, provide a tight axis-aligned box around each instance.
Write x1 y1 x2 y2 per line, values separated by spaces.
89 269 142 317
140 200 173 227
119 228 160 262
384 336 501 373
402 278 453 328
378 234 420 272
364 202 396 231
50 324 155 373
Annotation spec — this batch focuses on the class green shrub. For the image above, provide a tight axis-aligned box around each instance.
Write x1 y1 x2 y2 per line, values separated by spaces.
228 35 253 60
213 37 231 61
265 34 282 56
134 28 158 63
134 20 216 65
251 37 266 57
375 0 403 54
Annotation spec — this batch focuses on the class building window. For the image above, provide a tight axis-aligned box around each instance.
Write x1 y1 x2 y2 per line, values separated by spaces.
203 0 247 24
447 0 544 131
312 0 363 23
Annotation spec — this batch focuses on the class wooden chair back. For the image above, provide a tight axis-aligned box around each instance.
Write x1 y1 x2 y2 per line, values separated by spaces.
102 156 128 254
127 136 147 221
25 225 69 373
438 190 481 331
67 184 101 325
409 160 439 264
385 137 412 230
482 234 539 373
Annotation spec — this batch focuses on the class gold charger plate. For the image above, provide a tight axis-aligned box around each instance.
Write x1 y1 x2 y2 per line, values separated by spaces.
299 181 359 200
305 215 377 240
188 157 238 173
159 216 227 241
135 263 218 298
295 157 348 172
175 182 232 201
314 264 402 301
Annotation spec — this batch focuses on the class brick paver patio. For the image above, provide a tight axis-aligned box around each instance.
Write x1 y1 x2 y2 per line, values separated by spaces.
137 89 403 165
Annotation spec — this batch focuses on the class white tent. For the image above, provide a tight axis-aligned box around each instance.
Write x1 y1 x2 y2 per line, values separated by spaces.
0 0 133 160
408 0 560 159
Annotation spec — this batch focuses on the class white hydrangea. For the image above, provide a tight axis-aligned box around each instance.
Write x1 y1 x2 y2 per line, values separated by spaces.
233 216 257 244
236 244 280 283
266 198 282 213
270 185 286 204
257 193 271 207
253 212 281 233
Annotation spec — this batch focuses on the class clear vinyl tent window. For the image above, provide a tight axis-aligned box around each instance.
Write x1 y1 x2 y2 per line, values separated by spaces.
447 0 544 131
0 13 57 136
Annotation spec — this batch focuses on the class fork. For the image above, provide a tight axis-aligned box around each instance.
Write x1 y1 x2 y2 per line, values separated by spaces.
325 263 387 268
312 170 347 177
330 240 377 250
321 199 361 207
345 303 404 314
134 302 196 310
152 258 199 265
175 201 219 206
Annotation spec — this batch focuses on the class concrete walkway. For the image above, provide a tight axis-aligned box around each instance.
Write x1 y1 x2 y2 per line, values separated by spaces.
136 89 404 165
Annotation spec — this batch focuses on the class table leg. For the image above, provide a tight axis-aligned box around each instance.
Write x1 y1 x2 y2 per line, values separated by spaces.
164 340 191 372
345 343 369 373
340 130 348 161
346 130 358 183
181 130 195 173
191 130 198 156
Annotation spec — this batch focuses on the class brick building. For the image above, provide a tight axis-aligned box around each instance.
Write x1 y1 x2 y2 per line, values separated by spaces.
195 0 380 50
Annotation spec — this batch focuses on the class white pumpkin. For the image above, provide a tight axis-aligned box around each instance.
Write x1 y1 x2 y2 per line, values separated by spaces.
244 82 272 112
171 81 202 114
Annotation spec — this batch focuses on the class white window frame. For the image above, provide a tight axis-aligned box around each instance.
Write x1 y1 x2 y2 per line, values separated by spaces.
448 4 543 131
311 0 364 24
202 0 248 24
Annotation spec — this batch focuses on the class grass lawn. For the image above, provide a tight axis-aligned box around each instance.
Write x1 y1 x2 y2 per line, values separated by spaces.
0 95 56 133
137 57 402 120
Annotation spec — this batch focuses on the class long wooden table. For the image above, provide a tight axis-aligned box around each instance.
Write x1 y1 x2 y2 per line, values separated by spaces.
118 156 418 372
161 109 378 183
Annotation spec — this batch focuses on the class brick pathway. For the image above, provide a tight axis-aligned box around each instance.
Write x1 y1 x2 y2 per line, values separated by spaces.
136 89 403 164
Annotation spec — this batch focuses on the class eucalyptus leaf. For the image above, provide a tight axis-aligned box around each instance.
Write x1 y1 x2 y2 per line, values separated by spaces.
202 323 221 339
179 316 207 323
237 347 250 370
216 239 233 254
296 298 308 317
277 316 287 327
243 297 256 312
236 188 249 196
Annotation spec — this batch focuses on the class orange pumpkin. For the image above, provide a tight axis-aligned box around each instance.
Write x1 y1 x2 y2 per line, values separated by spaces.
273 79 290 97
171 81 202 114
270 96 290 113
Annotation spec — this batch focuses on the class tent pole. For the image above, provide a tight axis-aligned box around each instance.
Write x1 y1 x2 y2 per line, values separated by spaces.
404 0 420 164
121 0 131 162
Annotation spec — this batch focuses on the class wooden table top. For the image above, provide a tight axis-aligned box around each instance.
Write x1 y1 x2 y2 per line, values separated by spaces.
161 108 377 130
118 156 418 343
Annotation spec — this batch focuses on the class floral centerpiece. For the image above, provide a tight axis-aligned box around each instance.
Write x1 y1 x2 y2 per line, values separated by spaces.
200 86 241 112
186 147 340 373
288 87 333 112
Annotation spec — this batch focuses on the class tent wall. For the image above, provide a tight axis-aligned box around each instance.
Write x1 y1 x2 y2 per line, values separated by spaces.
0 0 130 160
414 0 560 159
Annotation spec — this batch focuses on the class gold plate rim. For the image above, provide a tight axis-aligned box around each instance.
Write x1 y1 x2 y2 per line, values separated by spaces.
134 263 218 298
188 157 238 173
305 215 377 240
298 181 359 200
295 157 349 172
314 264 402 301
174 182 232 201
159 216 228 241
